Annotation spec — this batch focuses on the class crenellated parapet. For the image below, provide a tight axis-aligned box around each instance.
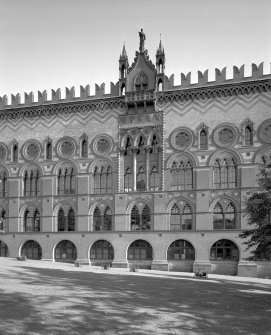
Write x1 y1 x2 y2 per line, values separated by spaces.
163 62 270 90
0 82 120 110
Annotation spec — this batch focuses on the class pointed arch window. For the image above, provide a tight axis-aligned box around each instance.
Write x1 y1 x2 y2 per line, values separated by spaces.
93 207 102 231
131 204 151 231
24 208 40 232
93 165 113 194
0 171 7 198
170 203 192 231
81 139 88 158
124 137 132 156
213 158 236 189
137 136 145 155
24 169 40 197
45 141 52 160
244 125 253 146
137 166 146 191
213 201 236 230
57 207 75 232
200 129 208 150
104 207 112 231
170 160 193 190
124 167 133 192
150 165 159 191
57 166 76 195
13 144 18 163
0 209 7 232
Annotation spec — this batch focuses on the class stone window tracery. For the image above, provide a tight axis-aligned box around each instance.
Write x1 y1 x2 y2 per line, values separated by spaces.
57 165 76 195
93 205 113 231
23 168 40 197
213 157 236 189
24 208 40 232
170 203 192 231
213 200 236 230
57 207 75 232
170 160 193 190
93 165 112 194
131 204 151 231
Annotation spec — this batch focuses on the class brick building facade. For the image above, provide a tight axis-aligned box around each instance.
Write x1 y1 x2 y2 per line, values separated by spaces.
0 31 271 277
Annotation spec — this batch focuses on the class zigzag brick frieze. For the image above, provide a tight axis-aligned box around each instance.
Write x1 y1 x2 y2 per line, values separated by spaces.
0 98 126 121
157 79 271 106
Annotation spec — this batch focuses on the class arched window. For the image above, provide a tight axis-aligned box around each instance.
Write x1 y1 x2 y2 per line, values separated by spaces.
158 79 163 91
55 240 77 263
210 239 239 261
170 160 193 190
24 208 40 232
57 207 75 232
67 208 75 231
213 201 236 229
104 207 112 231
45 141 52 160
124 137 132 156
127 240 153 260
93 207 102 231
13 144 18 162
124 167 133 192
90 240 114 260
0 241 8 257
93 165 113 194
0 209 7 232
137 166 146 191
150 165 159 191
131 204 151 231
167 240 195 260
170 203 192 230
213 158 236 189
21 240 42 260
121 84 126 95
137 136 145 155
0 171 7 197
23 169 40 197
199 129 208 150
57 166 75 195
81 139 88 158
244 125 253 146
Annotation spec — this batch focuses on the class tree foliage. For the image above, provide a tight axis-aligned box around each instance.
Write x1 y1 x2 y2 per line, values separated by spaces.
239 164 271 260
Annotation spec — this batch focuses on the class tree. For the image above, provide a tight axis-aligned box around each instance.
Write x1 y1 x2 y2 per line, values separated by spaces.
239 164 271 260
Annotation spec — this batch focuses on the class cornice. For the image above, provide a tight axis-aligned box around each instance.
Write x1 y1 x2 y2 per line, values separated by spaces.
0 97 126 121
156 78 271 105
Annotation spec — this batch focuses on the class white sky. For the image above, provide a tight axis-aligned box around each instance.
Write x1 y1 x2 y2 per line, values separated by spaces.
0 0 271 100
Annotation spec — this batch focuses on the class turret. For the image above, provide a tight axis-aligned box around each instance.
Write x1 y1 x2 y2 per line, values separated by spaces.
119 43 129 95
156 37 165 91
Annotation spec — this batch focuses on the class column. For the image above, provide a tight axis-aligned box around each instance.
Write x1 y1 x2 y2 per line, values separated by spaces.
132 147 137 192
145 146 151 191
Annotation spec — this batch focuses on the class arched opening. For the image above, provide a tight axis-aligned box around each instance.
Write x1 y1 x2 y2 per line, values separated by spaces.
210 239 239 275
121 84 126 95
57 166 76 195
57 207 75 232
21 240 42 260
213 201 236 229
13 144 18 162
23 169 40 197
244 125 253 146
213 157 237 189
0 241 8 257
157 79 163 91
0 209 7 232
24 208 40 232
90 240 114 266
167 239 195 272
170 160 193 190
199 129 208 150
0 171 7 198
131 204 151 231
55 240 77 263
45 142 52 160
127 239 153 269
81 139 88 158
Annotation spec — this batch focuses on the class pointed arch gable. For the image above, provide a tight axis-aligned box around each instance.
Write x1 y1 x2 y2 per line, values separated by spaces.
88 157 116 174
208 148 243 166
52 159 79 175
18 162 43 177
166 152 197 169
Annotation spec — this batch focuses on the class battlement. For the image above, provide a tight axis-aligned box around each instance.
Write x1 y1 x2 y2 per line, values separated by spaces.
165 62 271 90
0 62 270 110
0 82 120 110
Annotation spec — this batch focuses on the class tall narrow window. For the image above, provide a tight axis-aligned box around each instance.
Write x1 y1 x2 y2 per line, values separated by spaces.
58 166 75 195
57 207 75 232
200 129 208 150
182 204 192 230
244 126 253 146
170 204 180 230
150 165 159 191
213 201 236 230
93 165 113 194
124 167 132 192
137 166 146 191
213 157 236 188
93 207 102 231
0 172 7 197
170 160 193 190
142 205 151 230
0 209 7 232
67 209 75 231
57 209 65 231
214 160 221 189
213 203 224 230
13 144 18 162
225 203 236 229
24 208 40 232
81 139 88 158
131 206 140 231
46 142 52 160
104 207 112 231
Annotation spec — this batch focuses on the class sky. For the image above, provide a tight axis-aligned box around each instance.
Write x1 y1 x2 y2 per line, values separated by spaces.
0 0 271 100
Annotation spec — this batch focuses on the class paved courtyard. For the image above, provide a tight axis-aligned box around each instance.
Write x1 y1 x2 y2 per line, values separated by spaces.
0 258 270 335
